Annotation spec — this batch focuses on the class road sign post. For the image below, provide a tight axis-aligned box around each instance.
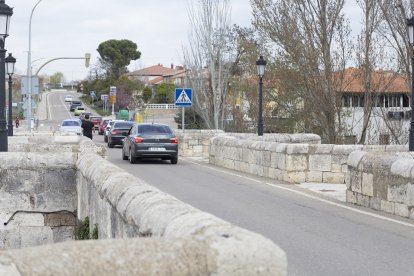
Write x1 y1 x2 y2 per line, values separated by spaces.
175 88 192 132
109 86 117 116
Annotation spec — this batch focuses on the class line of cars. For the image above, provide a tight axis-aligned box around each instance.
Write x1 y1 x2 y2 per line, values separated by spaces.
100 119 179 164
63 94 178 164
60 96 102 135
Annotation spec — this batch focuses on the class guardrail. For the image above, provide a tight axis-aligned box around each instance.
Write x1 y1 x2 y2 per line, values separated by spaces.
146 104 179 109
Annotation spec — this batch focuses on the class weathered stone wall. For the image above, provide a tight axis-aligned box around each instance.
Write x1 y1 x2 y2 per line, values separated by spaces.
0 152 77 250
176 129 225 157
209 135 407 184
347 151 414 219
75 152 287 275
0 134 287 275
175 130 321 158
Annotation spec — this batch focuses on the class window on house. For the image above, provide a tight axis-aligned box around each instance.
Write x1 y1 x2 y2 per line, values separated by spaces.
342 95 350 107
352 95 360 107
403 94 409 107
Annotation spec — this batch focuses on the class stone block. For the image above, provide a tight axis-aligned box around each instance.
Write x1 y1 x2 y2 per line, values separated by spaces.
346 190 356 204
347 151 366 169
355 193 370 207
322 172 345 184
271 153 286 170
286 155 307 171
20 226 53 248
369 198 381 211
309 154 331 171
381 200 395 214
391 159 414 179
285 171 306 183
331 163 342 173
306 171 323 182
394 203 409 217
388 184 408 204
361 173 374 197
45 213 76 227
286 144 309 154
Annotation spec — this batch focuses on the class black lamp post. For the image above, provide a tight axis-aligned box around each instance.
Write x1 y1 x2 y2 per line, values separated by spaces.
256 55 267 136
407 17 414 151
0 0 13 152
5 53 15 136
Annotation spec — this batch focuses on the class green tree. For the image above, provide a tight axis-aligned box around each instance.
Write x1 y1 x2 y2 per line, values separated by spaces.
154 83 175 103
49 72 64 88
97 39 141 79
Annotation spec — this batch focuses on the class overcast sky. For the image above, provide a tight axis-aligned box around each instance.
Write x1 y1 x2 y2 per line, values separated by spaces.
5 0 252 82
6 0 359 83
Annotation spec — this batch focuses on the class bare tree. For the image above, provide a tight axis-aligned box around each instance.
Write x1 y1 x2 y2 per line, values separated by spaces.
183 0 234 129
354 0 383 144
252 0 352 143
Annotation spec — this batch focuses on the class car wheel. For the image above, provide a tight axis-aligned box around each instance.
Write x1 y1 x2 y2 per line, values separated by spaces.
129 149 136 164
108 142 114 148
171 157 178 164
122 148 128 160
104 136 108 142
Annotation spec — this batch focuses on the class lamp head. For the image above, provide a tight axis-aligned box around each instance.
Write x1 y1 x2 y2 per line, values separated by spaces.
256 56 267 78
0 0 12 41
5 52 15 75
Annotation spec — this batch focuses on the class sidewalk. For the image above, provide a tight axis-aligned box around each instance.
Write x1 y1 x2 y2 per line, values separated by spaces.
297 182 347 202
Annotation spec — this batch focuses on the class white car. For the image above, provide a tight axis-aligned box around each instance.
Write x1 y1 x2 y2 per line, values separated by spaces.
59 119 82 135
64 95 73 102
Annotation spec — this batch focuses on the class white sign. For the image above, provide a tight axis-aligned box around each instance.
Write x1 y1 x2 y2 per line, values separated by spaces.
109 86 117 96
21 76 40 95
101 94 108 101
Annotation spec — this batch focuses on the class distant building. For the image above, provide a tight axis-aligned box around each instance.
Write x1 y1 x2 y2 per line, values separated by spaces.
126 64 187 87
337 67 411 144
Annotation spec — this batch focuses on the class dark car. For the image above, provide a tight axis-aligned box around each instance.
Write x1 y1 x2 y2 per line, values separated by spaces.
70 100 82 112
98 119 110 135
122 123 178 164
107 121 135 148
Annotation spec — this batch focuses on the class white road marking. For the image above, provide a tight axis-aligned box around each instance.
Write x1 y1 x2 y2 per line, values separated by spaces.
185 158 414 228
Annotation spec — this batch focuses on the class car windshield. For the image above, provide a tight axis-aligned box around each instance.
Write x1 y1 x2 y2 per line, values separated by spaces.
114 122 134 129
62 120 80 126
138 125 172 134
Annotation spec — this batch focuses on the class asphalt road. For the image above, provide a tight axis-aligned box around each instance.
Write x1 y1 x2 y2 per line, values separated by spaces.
46 90 414 276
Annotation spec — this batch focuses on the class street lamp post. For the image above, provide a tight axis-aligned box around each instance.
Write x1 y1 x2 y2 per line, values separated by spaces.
407 17 414 151
0 0 13 152
6 53 15 136
256 56 267 136
27 0 44 131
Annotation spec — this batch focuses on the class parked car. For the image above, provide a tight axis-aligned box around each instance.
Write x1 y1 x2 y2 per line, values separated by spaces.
70 101 82 111
98 119 110 135
107 121 135 148
79 112 92 121
104 120 124 142
122 123 178 164
64 95 73 102
74 106 86 116
90 116 103 130
58 119 82 135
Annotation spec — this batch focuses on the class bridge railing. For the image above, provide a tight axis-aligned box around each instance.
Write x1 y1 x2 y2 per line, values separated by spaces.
146 103 179 109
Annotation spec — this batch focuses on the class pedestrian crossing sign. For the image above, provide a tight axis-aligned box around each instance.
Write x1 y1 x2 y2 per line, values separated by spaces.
175 88 192 106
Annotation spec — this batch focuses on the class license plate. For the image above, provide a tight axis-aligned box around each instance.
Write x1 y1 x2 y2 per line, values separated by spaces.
149 147 166 151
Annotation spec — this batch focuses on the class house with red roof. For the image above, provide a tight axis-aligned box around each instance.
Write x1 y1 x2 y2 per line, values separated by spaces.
126 64 187 86
336 67 411 144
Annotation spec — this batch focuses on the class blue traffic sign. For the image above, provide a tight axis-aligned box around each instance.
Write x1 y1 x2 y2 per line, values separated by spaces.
175 88 192 106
